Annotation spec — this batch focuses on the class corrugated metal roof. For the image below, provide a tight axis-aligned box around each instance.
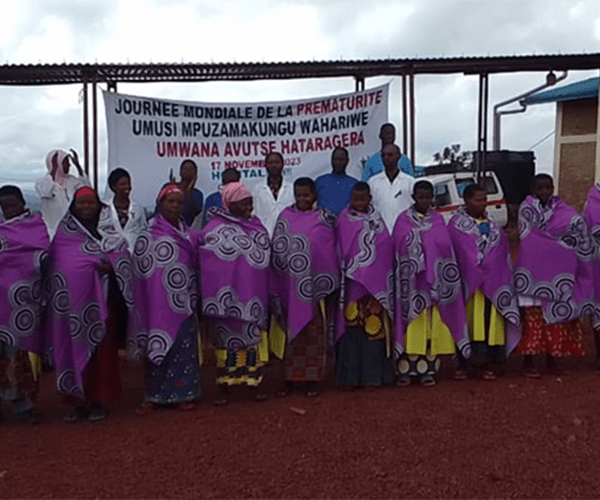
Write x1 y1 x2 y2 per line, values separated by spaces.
1 53 599 86
523 76 599 104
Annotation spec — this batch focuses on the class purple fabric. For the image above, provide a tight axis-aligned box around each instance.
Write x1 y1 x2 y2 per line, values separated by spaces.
449 207 521 352
271 206 340 340
0 212 50 353
335 205 394 341
49 212 133 399
132 214 199 364
198 208 270 349
393 206 469 355
583 183 600 328
516 195 594 324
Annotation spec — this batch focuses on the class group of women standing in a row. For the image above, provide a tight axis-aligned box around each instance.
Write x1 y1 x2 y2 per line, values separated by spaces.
2 152 600 423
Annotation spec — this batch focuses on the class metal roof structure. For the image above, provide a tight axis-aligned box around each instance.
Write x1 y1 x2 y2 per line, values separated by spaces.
522 76 599 105
1 53 600 86
2 53 598 190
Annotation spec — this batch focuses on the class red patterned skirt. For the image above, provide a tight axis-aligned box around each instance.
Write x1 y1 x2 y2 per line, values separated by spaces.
283 309 326 382
517 306 585 357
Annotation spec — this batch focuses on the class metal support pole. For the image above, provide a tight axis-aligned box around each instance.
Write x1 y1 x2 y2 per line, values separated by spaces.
409 74 415 165
354 76 365 92
82 80 89 177
476 73 489 184
401 73 408 157
92 77 98 192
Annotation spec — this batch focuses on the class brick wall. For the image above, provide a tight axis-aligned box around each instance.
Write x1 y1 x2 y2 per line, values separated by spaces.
561 98 598 136
558 142 596 211
556 98 598 212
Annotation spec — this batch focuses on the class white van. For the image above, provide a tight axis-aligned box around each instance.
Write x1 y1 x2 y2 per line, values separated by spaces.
426 171 508 227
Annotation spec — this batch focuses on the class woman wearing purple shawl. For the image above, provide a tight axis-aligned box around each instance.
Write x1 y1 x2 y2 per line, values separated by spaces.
271 178 340 397
0 186 49 423
583 181 600 369
198 181 271 405
393 181 470 387
132 184 201 414
49 187 133 422
515 174 592 377
335 182 395 388
448 184 520 381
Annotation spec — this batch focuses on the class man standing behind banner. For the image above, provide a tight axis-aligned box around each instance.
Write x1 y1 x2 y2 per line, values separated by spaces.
156 159 204 228
315 147 358 216
201 168 241 227
362 123 414 182
368 144 415 233
252 152 294 236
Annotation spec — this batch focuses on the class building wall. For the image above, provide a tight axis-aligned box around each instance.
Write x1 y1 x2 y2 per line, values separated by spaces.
555 98 598 211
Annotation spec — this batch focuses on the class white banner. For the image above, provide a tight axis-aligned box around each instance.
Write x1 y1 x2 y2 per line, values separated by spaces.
103 84 389 208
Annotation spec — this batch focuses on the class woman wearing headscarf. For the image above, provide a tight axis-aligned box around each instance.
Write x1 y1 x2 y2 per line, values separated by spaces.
198 181 271 405
132 184 201 414
100 168 148 253
48 186 133 422
35 149 90 239
271 177 340 397
0 185 50 423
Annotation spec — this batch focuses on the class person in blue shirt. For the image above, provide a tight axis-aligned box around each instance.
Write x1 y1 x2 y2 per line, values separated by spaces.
155 159 204 227
362 123 414 181
201 167 241 227
315 147 358 216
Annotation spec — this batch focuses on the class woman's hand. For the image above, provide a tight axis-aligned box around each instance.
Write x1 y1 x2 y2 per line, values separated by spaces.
97 259 112 275
50 152 59 180
69 148 85 177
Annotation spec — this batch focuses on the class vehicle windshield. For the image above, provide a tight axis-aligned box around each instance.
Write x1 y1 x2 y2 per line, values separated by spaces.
455 176 499 198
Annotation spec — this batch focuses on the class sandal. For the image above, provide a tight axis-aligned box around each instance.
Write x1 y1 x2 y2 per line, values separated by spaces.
178 402 195 411
63 407 88 423
277 381 294 398
135 402 154 416
521 369 541 379
420 376 436 387
254 392 268 402
396 376 411 387
453 370 468 381
88 405 107 422
213 398 229 407
482 370 497 381
306 382 319 397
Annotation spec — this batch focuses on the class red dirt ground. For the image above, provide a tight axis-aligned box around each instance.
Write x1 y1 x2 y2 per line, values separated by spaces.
2 345 600 499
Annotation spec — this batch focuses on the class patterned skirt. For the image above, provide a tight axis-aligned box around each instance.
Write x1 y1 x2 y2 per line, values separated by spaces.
517 306 585 357
144 315 202 404
0 343 39 404
283 307 327 382
213 318 267 387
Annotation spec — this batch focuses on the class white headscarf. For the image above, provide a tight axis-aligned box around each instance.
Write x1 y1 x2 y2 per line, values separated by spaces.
45 149 70 186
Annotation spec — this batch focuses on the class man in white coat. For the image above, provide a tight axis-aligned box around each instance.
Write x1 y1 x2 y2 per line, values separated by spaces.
368 144 415 233
251 151 294 237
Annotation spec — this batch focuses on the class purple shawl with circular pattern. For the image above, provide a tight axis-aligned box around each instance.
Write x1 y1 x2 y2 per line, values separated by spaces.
271 206 340 340
198 209 271 349
49 212 133 399
335 205 394 341
583 183 600 328
131 214 199 364
0 211 50 353
393 206 470 355
515 195 594 324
